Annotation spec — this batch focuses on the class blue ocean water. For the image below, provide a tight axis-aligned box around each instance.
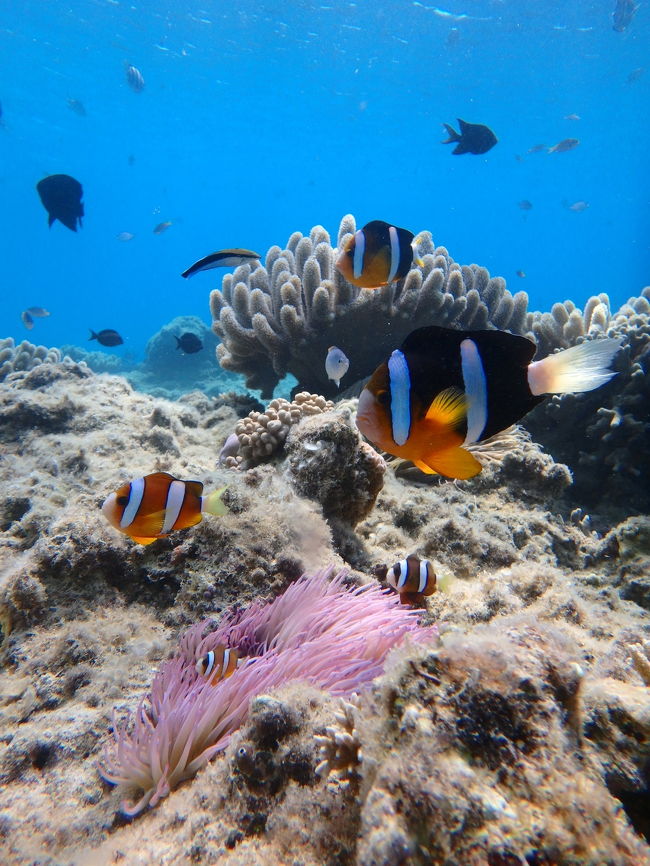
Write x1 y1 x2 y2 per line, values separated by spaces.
0 0 648 366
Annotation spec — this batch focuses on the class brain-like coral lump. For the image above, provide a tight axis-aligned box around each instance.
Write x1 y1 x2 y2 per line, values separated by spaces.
0 338 63 382
222 391 334 469
210 214 529 397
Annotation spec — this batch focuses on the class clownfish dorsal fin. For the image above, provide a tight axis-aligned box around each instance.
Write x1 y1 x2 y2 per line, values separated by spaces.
425 387 468 430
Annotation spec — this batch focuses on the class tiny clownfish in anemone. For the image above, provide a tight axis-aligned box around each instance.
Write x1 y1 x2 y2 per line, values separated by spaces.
356 325 622 480
383 555 437 605
335 220 421 289
195 645 241 684
102 471 228 545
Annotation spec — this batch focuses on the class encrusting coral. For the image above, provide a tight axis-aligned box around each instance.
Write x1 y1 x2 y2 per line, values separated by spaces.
314 695 363 780
210 214 529 397
100 567 436 815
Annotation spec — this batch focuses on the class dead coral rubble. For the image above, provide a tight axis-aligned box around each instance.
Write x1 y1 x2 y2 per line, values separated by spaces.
210 214 529 397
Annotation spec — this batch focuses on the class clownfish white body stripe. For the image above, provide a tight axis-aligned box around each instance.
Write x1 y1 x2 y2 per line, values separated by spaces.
195 645 240 684
386 555 437 601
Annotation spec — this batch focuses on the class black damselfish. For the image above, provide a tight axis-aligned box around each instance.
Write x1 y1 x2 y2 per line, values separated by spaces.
90 328 123 347
36 174 84 231
442 119 497 155
175 332 203 354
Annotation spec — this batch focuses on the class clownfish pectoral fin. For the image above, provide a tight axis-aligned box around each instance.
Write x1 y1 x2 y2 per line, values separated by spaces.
426 445 483 480
425 387 468 430
129 535 161 545
201 486 229 517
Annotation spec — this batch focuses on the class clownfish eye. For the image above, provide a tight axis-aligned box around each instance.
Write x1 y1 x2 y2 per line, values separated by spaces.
116 495 129 506
376 389 390 405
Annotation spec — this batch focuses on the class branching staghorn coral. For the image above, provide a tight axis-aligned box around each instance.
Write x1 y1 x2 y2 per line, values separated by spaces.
0 337 62 382
210 215 529 398
100 567 436 816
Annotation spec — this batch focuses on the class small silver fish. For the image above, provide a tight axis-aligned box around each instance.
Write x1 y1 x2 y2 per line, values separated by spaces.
116 231 135 241
126 65 145 92
567 200 589 212
25 306 50 317
325 346 349 388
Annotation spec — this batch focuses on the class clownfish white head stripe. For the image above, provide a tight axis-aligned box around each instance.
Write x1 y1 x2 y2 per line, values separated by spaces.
353 228 365 279
119 476 145 529
460 338 488 445
386 225 401 284
195 645 240 683
388 349 411 447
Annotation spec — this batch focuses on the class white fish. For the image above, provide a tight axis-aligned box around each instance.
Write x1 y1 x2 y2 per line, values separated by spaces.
325 346 349 388
116 231 135 241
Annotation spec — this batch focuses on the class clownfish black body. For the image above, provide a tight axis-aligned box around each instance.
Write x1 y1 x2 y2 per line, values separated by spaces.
357 325 622 480
102 471 228 545
386 555 437 605
336 220 416 289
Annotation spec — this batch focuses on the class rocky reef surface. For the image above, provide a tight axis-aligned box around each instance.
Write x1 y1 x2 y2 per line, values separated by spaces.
1 355 650 865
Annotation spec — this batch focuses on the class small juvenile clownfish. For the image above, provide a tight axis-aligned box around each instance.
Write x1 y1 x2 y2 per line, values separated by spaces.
195 645 240 684
102 471 228 545
335 220 416 289
356 325 622 480
386 555 437 605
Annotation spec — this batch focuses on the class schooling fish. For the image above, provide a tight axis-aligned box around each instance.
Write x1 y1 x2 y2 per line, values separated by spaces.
548 138 580 154
21 311 34 330
36 174 84 232
116 231 135 242
126 64 145 92
356 325 622 479
175 332 203 354
442 119 497 155
89 328 124 347
67 97 86 116
518 200 533 211
385 555 437 605
325 346 350 388
195 645 240 684
26 306 50 318
181 248 261 278
336 220 415 289
153 220 173 235
102 471 229 545
515 270 526 278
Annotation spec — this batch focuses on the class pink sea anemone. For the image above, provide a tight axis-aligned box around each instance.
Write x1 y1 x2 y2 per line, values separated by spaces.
100 567 436 816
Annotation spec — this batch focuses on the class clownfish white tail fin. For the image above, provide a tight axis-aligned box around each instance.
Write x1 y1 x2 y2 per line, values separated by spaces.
527 337 623 396
201 486 229 516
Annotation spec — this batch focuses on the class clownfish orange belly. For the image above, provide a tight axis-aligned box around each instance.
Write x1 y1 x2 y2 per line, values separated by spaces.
336 220 415 289
195 645 240 684
356 325 622 480
101 471 228 544
386 555 437 604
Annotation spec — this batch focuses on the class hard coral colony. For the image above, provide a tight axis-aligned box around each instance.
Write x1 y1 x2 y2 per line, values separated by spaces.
100 568 435 815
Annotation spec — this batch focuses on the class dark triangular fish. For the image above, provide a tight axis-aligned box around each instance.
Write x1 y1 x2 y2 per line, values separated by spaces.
442 119 497 155
175 333 203 354
36 174 84 232
89 328 123 347
181 249 261 278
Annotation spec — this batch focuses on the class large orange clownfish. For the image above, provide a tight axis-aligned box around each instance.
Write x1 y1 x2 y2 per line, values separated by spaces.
101 471 228 545
335 219 417 289
357 325 622 479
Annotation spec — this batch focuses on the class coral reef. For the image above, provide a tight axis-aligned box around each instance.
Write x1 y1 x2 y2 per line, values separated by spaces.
314 696 362 780
100 568 435 815
221 392 334 469
210 214 529 398
0 337 63 382
524 287 650 515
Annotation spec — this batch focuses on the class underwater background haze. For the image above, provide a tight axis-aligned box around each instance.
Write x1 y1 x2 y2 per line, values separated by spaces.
0 0 648 365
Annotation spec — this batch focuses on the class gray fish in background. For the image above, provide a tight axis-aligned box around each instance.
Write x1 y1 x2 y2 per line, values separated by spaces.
26 306 50 317
627 67 644 83
36 174 84 231
325 346 350 388
90 328 123 347
548 138 580 154
153 220 173 235
175 332 203 354
442 118 497 155
21 311 34 330
612 0 638 32
116 231 135 241
67 98 86 116
564 200 590 212
518 200 533 211
527 144 547 154
126 64 145 92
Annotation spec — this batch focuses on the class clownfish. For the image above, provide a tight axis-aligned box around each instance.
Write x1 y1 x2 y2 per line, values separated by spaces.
386 555 437 605
195 645 240 684
356 325 622 480
336 220 417 289
101 471 228 545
